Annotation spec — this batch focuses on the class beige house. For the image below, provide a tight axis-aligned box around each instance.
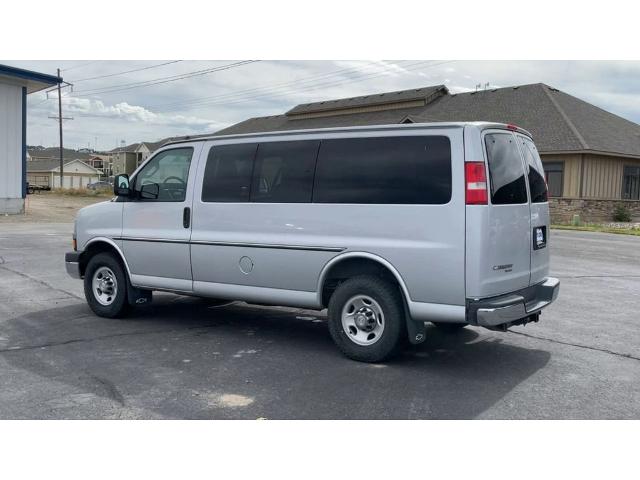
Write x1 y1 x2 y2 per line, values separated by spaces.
84 154 111 175
217 83 640 222
109 139 171 175
109 143 140 176
27 158 101 189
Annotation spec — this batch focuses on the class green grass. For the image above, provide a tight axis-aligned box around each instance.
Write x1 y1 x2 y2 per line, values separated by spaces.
551 224 640 236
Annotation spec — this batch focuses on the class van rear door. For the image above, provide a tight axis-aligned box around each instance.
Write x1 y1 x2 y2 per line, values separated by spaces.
517 134 550 285
468 130 531 298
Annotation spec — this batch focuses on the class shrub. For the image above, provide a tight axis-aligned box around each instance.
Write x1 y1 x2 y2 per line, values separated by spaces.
613 204 632 222
51 187 112 197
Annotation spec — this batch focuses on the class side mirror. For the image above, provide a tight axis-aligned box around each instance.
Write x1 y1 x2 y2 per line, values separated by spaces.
114 174 131 196
140 182 159 200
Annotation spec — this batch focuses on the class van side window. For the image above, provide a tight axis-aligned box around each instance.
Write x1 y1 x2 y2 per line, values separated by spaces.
250 140 319 203
485 133 528 205
313 136 452 204
521 137 548 203
201 143 258 202
133 147 193 202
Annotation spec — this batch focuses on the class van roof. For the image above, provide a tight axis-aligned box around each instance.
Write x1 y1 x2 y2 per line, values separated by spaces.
164 122 533 147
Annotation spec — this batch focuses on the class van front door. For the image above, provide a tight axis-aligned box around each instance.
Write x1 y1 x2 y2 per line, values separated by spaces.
121 144 201 292
480 131 531 296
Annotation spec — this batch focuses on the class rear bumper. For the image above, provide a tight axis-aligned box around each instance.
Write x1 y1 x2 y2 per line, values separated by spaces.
467 277 560 328
65 251 81 279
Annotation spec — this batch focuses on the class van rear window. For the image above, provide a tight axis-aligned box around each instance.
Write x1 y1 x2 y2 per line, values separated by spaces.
250 140 319 203
485 133 528 205
313 136 452 204
202 143 257 202
521 137 548 203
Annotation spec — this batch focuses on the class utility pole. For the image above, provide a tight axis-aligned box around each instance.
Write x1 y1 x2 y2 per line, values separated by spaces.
46 69 73 188
57 68 63 186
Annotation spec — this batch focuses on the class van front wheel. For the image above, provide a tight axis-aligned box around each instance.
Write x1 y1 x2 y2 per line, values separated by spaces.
328 276 405 362
84 252 129 318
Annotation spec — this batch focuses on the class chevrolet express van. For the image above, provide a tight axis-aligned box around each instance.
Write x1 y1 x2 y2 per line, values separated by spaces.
65 122 559 362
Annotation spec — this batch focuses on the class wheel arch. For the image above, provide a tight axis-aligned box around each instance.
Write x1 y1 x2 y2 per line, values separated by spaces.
79 237 132 279
317 252 412 308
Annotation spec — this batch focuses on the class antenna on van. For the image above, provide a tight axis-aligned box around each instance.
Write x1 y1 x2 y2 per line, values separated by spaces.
475 83 481 92
484 82 490 90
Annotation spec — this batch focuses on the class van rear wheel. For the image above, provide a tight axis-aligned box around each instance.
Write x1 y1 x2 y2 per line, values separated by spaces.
84 252 129 318
328 275 405 363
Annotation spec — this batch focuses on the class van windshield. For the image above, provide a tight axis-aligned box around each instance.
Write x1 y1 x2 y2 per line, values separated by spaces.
484 133 528 204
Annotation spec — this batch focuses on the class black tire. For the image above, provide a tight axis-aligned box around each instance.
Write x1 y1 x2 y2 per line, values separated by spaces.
432 322 468 333
84 252 130 318
328 275 406 362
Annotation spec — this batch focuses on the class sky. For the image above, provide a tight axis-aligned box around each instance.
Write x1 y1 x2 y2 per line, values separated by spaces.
4 60 640 151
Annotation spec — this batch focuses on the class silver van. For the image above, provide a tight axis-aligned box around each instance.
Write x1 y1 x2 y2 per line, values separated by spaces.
65 122 559 362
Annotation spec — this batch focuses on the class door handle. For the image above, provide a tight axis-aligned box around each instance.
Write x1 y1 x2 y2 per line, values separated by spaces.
183 207 191 229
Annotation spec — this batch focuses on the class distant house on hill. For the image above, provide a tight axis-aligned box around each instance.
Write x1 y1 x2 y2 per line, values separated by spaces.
26 158 101 189
28 146 93 163
108 138 175 175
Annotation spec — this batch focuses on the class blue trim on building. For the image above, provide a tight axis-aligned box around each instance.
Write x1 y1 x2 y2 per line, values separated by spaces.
22 86 27 198
0 64 62 85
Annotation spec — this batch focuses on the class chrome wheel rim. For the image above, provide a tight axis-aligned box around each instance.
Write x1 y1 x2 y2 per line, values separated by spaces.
341 294 385 346
92 266 118 306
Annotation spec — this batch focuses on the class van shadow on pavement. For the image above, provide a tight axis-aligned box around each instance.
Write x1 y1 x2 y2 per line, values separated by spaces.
0 295 550 419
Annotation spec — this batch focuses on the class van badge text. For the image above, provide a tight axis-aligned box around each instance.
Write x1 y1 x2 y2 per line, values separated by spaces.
492 264 513 272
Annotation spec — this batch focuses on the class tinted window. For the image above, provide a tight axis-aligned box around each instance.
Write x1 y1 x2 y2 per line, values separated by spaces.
251 140 319 203
202 143 257 202
520 137 548 203
485 133 527 204
133 148 193 202
543 162 564 198
622 165 640 200
313 136 451 204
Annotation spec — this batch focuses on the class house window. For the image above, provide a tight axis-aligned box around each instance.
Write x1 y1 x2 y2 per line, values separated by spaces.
543 162 564 197
622 165 640 200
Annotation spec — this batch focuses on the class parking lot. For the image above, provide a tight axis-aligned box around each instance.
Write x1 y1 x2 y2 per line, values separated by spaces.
0 220 639 419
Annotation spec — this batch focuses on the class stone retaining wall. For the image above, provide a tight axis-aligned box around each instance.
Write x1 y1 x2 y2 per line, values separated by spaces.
549 198 640 223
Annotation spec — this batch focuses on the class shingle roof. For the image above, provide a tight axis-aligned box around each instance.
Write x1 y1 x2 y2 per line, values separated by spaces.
216 83 640 157
286 85 446 116
26 158 96 172
141 140 167 151
28 147 93 161
108 142 141 153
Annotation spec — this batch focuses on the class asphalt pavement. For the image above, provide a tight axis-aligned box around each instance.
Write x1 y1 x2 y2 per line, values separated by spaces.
0 223 638 419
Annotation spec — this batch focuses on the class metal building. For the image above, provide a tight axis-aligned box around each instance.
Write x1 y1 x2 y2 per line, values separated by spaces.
0 65 61 214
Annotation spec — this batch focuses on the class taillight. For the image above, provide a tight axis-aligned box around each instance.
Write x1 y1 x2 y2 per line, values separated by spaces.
465 162 488 205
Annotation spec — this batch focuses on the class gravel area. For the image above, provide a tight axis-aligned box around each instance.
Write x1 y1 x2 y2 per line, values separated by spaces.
0 193 110 224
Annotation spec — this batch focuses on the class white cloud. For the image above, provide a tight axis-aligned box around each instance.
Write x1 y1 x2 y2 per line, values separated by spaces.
10 60 640 149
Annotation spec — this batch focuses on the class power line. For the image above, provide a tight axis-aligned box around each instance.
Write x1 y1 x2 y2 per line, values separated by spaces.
160 60 453 112
147 60 412 111
30 88 73 107
62 60 101 72
151 61 436 112
70 60 183 83
158 60 455 114
71 60 259 96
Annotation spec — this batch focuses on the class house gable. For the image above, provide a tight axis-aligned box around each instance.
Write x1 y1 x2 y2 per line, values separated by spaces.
51 159 101 174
